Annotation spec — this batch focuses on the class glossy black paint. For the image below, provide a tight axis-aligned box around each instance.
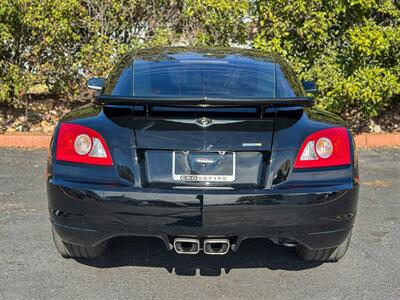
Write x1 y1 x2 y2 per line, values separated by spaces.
301 80 317 94
87 77 105 90
47 48 359 252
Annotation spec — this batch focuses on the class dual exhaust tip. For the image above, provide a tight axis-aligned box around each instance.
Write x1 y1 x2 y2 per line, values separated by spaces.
173 238 230 255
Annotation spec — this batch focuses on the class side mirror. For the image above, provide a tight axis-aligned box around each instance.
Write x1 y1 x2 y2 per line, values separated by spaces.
301 80 317 94
87 77 105 91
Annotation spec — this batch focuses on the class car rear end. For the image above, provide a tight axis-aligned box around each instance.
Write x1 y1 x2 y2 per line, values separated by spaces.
47 48 359 260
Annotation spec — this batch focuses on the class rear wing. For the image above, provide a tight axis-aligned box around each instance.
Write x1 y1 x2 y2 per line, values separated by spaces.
95 95 315 107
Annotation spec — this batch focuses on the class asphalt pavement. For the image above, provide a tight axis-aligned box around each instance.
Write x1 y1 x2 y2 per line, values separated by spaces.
0 148 399 299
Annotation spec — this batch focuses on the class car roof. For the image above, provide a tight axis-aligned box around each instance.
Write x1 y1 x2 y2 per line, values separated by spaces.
127 47 278 65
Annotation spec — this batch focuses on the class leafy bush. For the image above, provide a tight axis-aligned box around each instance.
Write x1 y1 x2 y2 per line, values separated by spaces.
0 0 399 120
253 0 400 117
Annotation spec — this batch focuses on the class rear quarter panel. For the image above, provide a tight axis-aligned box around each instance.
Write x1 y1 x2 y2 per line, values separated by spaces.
49 103 139 187
267 107 357 190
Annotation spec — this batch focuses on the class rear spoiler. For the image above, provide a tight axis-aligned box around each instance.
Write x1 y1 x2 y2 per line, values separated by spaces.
95 95 315 107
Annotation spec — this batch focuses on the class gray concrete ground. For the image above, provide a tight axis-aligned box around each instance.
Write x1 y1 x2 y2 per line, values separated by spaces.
0 148 399 299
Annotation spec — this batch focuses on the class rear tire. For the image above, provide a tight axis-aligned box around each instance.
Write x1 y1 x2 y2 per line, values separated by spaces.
296 232 352 262
51 226 107 258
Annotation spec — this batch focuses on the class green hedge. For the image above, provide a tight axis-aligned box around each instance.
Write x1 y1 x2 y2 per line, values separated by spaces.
1 0 399 118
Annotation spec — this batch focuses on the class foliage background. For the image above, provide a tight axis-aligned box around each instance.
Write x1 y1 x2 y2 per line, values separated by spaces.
1 0 399 123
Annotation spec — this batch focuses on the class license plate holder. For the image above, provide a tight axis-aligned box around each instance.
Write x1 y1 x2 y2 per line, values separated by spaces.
172 151 235 182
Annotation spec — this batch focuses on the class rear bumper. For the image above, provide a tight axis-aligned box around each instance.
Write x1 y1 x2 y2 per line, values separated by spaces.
47 179 359 251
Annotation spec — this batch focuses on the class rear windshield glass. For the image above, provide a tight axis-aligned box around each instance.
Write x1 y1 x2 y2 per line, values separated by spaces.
133 58 275 98
102 52 300 98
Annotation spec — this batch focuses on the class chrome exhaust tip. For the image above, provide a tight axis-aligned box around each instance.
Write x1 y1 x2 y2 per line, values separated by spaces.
204 239 230 255
173 238 200 255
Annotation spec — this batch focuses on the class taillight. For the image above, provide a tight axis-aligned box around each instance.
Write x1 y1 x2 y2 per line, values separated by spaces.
294 127 351 169
55 123 113 166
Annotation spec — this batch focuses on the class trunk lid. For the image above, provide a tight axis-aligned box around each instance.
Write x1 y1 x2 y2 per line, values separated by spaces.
133 105 275 151
132 105 275 189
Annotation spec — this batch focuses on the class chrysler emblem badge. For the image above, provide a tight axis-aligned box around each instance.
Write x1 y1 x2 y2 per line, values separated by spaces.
196 117 212 127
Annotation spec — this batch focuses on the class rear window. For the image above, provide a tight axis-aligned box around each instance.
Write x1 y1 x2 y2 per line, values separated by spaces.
133 58 275 98
102 52 300 98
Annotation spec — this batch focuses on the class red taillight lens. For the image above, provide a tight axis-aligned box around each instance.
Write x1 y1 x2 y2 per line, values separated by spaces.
55 123 113 166
294 127 351 169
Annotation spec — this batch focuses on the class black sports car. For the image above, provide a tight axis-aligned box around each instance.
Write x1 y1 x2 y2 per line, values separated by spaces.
47 47 359 261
